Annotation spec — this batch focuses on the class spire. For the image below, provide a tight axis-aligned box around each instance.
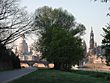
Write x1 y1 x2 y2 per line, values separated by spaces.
90 27 94 36
89 27 94 49
91 27 93 32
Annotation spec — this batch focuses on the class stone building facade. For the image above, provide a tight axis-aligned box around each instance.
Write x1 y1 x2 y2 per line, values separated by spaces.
86 28 106 64
14 34 41 61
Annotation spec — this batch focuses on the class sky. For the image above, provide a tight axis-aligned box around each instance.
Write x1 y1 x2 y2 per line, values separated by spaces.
19 0 110 49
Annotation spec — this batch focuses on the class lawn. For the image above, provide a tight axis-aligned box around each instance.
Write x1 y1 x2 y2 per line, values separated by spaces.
10 69 110 83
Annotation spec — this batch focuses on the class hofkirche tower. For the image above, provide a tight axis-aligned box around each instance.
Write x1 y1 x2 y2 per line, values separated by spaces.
90 27 94 49
89 27 96 56
86 27 106 64
82 28 109 71
86 27 96 63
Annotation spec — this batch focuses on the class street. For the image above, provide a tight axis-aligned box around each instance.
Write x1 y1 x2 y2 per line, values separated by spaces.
0 67 37 83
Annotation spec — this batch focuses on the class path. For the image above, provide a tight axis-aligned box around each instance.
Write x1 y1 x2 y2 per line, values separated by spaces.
0 67 37 83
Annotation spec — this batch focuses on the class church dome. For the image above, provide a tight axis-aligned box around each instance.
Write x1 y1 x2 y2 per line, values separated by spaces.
17 36 28 55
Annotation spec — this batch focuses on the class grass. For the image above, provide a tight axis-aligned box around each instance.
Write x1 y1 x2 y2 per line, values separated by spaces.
10 69 110 83
71 70 110 80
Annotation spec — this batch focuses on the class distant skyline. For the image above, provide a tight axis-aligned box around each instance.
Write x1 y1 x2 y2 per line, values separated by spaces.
20 0 110 49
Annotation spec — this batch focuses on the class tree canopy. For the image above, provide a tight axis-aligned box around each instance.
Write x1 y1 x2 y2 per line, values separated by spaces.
33 6 85 35
39 26 84 70
33 6 86 70
102 24 110 65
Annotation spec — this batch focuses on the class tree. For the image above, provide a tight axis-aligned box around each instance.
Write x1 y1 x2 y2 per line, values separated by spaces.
93 0 110 16
38 26 84 70
0 42 21 70
92 0 110 65
0 0 32 70
93 0 109 2
102 24 110 65
33 6 83 32
33 6 85 42
33 6 85 70
0 0 32 46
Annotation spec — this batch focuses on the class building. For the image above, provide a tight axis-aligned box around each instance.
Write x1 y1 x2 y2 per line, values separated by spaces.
14 34 41 61
86 27 106 64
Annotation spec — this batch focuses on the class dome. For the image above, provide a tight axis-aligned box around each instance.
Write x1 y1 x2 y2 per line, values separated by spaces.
18 37 28 55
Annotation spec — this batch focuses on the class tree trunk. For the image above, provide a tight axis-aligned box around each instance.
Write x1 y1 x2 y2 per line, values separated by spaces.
54 62 61 70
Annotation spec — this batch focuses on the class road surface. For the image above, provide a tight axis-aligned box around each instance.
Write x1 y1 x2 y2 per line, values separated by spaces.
0 67 37 83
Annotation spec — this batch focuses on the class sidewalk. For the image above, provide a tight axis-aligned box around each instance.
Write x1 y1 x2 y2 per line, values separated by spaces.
0 67 37 83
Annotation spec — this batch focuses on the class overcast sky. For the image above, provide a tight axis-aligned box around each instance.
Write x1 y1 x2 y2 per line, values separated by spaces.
20 0 110 49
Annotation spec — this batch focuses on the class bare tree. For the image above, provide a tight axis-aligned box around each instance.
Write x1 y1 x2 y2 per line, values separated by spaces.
0 0 32 45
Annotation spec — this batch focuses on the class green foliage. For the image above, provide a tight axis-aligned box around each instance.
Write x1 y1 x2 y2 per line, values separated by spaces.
33 6 85 71
33 6 85 33
102 25 110 65
39 26 84 70
34 6 74 30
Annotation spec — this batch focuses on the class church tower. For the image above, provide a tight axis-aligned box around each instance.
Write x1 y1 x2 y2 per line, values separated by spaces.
85 27 106 64
89 27 94 49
